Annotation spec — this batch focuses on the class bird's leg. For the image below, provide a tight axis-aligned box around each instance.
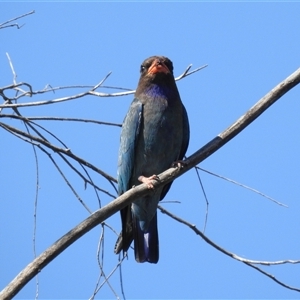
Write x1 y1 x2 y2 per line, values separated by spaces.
138 175 160 189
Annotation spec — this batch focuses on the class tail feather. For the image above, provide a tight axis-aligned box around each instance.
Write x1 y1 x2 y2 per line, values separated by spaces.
133 213 159 263
114 206 133 255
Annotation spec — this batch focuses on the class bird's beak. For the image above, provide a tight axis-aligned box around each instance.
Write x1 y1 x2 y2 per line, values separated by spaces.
148 59 170 75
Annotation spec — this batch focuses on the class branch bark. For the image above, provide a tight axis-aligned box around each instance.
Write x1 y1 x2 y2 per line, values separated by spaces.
1 67 300 299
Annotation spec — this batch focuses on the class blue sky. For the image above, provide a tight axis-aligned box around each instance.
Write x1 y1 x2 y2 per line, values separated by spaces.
1 2 300 299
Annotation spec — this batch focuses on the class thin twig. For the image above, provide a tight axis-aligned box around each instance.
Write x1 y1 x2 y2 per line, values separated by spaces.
102 222 120 237
194 167 209 232
197 166 287 207
0 10 35 30
58 154 116 199
90 225 120 300
175 64 208 80
0 111 117 200
0 64 207 108
158 205 300 266
39 147 93 214
158 205 300 292
89 64 208 98
0 114 122 127
0 120 117 199
244 262 300 292
6 53 17 85
91 72 112 91
119 254 126 300
0 76 112 109
0 122 118 187
31 129 40 300
0 83 133 104
91 257 125 299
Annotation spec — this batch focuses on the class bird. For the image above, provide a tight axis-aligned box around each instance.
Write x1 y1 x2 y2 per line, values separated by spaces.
114 56 190 263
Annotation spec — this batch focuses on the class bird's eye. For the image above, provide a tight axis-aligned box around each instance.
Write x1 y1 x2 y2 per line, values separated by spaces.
140 65 146 73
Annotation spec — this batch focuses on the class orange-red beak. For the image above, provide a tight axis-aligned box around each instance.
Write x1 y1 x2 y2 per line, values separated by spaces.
148 59 170 75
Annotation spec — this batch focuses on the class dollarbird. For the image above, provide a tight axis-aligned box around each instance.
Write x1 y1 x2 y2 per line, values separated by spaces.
114 56 190 263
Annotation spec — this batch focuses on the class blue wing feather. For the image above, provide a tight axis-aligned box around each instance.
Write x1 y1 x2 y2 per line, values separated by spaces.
180 104 190 159
117 98 143 195
115 98 143 254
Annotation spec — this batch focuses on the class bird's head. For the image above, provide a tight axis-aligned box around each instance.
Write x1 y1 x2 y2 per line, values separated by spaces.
140 56 174 79
140 56 173 76
136 56 176 96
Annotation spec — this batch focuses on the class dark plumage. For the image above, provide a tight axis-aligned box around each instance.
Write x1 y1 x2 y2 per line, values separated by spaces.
114 56 190 263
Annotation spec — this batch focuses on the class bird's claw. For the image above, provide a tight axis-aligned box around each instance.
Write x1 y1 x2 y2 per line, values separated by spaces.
172 160 186 168
138 174 160 189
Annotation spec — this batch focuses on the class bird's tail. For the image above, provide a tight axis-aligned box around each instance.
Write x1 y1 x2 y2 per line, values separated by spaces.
133 213 159 263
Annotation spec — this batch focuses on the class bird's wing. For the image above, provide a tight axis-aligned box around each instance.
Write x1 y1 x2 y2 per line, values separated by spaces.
160 103 190 200
180 104 190 159
117 98 143 195
115 98 143 254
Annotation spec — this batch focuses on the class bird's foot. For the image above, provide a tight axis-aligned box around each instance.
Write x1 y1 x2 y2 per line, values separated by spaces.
172 160 187 169
138 175 160 189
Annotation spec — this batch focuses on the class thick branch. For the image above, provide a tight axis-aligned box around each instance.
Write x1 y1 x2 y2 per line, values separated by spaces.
1 67 300 299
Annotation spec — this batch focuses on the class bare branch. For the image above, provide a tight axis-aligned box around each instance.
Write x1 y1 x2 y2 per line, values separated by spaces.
91 72 112 91
31 122 40 300
1 67 299 299
175 64 208 80
194 166 209 232
158 206 300 292
0 114 118 198
0 11 35 30
88 89 134 98
90 256 126 300
197 166 287 207
0 122 117 187
0 76 112 109
90 224 120 299
244 262 300 292
0 64 207 107
0 114 122 127
158 205 300 266
89 64 208 98
0 83 128 103
6 53 17 84
39 146 93 214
